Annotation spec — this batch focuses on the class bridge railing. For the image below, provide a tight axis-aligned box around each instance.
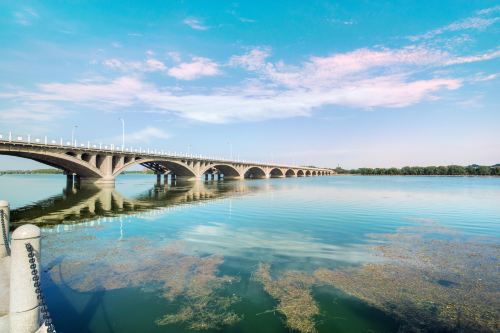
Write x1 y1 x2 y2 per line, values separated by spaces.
0 131 331 171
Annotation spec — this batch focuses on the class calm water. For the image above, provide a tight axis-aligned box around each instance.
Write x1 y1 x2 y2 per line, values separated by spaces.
1 174 499 333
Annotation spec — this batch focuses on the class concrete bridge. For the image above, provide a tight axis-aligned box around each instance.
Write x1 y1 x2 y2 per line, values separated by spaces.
0 133 334 186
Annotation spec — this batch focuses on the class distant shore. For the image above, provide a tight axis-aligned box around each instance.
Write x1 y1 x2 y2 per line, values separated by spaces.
334 165 500 177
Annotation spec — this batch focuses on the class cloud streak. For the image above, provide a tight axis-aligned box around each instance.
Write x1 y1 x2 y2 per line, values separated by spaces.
125 127 170 143
103 58 167 72
409 6 500 41
183 17 208 30
167 57 220 80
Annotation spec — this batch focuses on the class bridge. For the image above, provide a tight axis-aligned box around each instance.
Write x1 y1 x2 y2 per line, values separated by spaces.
0 132 334 186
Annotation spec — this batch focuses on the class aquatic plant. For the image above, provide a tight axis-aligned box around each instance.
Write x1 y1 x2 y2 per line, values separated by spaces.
253 263 319 333
47 239 242 330
255 219 499 333
156 255 242 330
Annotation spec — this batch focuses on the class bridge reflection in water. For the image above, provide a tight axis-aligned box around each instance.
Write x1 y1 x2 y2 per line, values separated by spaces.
10 179 255 228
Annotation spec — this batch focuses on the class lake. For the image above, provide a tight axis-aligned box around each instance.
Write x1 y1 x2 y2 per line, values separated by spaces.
1 174 499 333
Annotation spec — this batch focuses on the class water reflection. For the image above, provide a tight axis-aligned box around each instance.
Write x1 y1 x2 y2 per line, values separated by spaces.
10 180 253 227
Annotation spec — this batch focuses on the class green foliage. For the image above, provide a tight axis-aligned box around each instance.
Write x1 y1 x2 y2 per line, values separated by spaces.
0 168 63 174
346 164 497 176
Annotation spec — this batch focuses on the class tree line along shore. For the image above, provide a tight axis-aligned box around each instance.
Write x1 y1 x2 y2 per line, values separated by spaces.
334 164 500 176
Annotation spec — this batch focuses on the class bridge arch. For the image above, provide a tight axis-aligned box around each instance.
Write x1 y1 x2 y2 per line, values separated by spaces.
244 166 267 179
285 169 296 177
297 170 305 177
201 164 241 179
269 168 284 178
305 170 311 176
113 158 197 178
0 150 103 178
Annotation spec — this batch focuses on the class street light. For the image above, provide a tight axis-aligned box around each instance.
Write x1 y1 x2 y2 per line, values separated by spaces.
119 118 125 151
71 125 78 146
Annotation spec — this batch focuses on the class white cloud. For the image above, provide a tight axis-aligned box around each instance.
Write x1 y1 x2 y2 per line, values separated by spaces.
238 17 256 23
476 5 500 15
167 57 220 80
126 127 170 143
229 47 271 70
0 103 67 122
445 49 500 65
472 73 498 82
103 58 167 72
144 59 167 71
261 46 449 89
13 8 39 26
2 73 460 124
183 17 208 30
167 51 181 62
409 11 500 41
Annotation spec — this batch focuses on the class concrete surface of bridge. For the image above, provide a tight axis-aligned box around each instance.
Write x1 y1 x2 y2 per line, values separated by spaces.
0 134 334 186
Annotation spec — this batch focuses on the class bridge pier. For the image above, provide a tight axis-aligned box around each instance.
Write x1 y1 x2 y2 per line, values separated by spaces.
79 177 115 189
65 173 73 188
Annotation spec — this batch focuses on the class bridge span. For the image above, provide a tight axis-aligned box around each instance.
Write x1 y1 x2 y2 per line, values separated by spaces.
0 133 334 186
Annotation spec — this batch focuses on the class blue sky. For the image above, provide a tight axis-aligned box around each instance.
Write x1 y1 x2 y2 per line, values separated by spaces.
0 0 499 169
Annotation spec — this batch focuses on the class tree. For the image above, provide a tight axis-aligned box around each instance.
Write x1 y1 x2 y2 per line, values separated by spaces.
447 165 466 175
437 166 448 175
478 166 492 176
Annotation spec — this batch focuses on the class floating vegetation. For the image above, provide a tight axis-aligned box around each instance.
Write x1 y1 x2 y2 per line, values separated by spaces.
47 239 241 330
253 263 319 333
256 220 499 333
156 255 242 330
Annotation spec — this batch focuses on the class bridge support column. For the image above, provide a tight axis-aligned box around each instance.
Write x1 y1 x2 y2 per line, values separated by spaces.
80 177 115 188
66 173 73 188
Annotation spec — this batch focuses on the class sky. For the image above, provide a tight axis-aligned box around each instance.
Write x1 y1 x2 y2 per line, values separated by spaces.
0 0 499 169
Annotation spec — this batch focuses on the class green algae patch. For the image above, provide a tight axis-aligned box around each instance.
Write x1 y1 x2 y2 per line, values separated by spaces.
254 220 499 333
155 255 242 330
253 263 319 333
313 223 500 332
48 239 241 330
